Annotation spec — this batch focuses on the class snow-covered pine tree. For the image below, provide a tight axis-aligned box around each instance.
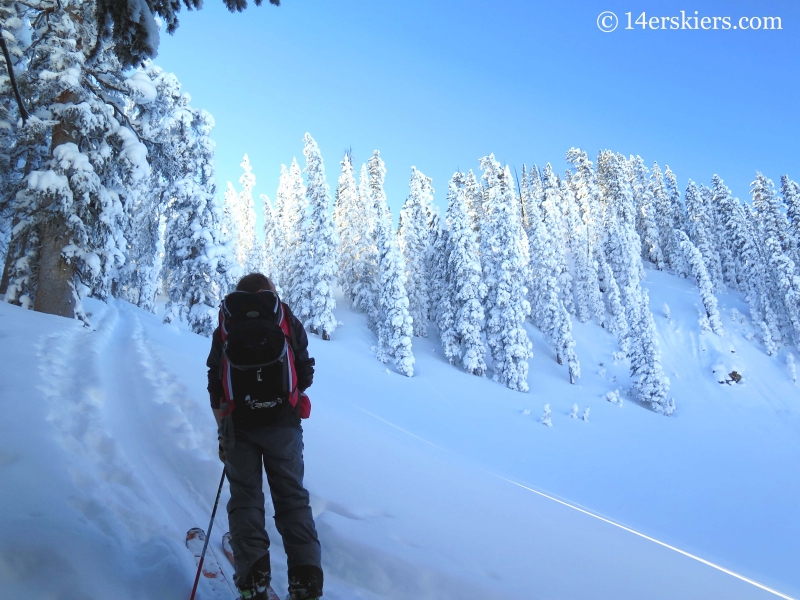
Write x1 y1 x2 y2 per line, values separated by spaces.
301 133 338 339
664 165 688 237
527 173 582 383
698 184 725 289
676 230 724 335
561 174 592 323
162 109 238 335
649 163 679 272
781 175 800 262
480 155 532 391
113 62 171 312
600 151 644 288
223 181 241 259
565 148 604 323
541 165 575 315
260 193 282 294
725 197 780 353
763 235 800 350
334 153 361 302
270 164 291 289
0 0 28 277
711 175 741 289
282 158 309 311
685 181 724 291
353 163 379 326
752 172 795 262
443 171 487 375
4 1 148 320
369 150 414 375
428 212 450 332
628 288 673 415
597 151 645 353
398 167 434 337
463 169 483 236
629 156 666 270
239 155 262 273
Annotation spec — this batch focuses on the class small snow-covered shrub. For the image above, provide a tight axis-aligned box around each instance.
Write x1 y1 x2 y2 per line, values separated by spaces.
605 390 622 406
570 403 578 419
582 407 590 422
542 404 552 427
662 303 671 321
786 353 796 383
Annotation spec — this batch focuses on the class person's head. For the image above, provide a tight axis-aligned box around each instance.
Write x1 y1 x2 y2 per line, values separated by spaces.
236 273 277 294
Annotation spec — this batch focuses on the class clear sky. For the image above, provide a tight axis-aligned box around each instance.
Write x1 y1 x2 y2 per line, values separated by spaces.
153 0 799 223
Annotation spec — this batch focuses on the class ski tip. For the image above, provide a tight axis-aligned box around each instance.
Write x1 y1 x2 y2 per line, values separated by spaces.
186 527 206 542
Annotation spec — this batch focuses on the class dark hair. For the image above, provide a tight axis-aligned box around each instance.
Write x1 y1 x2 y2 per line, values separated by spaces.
236 273 276 293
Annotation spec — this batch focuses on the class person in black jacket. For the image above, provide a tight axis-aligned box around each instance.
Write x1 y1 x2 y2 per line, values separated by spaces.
207 273 323 600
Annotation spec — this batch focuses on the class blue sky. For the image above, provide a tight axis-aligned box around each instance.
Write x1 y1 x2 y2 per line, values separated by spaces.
154 0 799 223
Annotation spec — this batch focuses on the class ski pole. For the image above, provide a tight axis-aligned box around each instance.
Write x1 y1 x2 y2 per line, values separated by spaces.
190 468 226 600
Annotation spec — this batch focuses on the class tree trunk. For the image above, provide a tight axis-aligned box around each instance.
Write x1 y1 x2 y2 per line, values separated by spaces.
33 217 75 317
32 91 80 317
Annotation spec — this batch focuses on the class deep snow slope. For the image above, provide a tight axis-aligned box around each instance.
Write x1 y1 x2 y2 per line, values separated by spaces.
0 269 798 599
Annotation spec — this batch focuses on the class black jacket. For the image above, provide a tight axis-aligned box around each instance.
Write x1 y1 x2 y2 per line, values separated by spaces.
206 302 315 409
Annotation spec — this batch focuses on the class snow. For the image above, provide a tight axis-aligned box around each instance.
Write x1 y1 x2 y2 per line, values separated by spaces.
1 270 799 599
125 71 158 104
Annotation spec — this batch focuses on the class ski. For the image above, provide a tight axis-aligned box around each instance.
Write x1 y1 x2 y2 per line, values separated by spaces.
186 527 236 598
222 532 282 600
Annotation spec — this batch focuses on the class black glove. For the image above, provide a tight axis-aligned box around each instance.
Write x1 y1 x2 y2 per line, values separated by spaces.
218 436 226 463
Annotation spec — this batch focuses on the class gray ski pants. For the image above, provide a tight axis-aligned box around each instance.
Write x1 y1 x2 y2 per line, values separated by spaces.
224 420 321 587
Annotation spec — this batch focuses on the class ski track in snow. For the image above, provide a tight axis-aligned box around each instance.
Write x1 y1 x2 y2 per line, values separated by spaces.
36 301 235 600
32 300 469 599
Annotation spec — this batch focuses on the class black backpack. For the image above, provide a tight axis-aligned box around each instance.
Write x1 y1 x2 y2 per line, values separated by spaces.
218 291 305 429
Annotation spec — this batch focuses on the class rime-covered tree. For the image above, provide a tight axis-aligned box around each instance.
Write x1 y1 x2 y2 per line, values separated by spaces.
676 230 723 335
282 158 308 311
664 167 685 222
370 150 414 375
781 175 800 261
685 181 724 291
565 148 604 323
711 176 741 289
752 172 795 261
4 1 148 320
628 289 673 415
524 171 579 382
649 163 680 273
238 154 261 272
162 109 238 335
541 165 574 315
725 197 780 352
300 133 338 339
463 169 483 235
480 155 532 391
352 164 379 325
764 235 800 349
335 153 361 302
442 172 487 375
398 167 435 337
629 156 665 270
260 194 282 293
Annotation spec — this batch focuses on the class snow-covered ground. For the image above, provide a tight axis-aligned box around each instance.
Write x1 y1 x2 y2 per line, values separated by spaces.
1 269 799 599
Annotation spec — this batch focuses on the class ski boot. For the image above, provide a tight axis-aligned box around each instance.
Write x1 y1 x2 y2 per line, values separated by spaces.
237 553 271 600
286 565 323 600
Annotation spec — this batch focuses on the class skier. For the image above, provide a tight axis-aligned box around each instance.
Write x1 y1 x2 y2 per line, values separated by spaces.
207 273 323 600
